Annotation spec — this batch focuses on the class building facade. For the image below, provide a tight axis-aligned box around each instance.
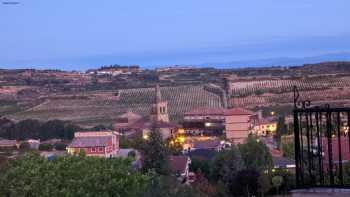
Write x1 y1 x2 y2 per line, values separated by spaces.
252 118 277 136
67 131 119 158
224 108 255 144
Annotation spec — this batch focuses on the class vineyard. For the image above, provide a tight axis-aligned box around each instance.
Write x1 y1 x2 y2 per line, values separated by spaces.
230 76 350 97
229 75 350 108
10 85 222 127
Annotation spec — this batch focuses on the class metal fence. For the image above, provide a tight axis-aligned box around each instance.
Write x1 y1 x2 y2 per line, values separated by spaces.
293 86 350 188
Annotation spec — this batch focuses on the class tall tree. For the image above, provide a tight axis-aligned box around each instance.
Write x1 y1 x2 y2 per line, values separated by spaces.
192 170 217 197
14 119 41 140
210 145 243 183
142 129 169 175
39 119 65 140
238 136 273 172
230 169 260 197
275 115 288 149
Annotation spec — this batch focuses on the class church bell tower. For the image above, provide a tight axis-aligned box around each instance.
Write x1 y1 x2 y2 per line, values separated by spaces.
150 84 169 122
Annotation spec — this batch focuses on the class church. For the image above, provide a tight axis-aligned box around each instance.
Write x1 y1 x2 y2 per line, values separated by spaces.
114 84 179 140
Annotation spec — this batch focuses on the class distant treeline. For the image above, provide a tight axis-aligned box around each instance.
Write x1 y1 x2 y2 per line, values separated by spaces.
0 119 82 141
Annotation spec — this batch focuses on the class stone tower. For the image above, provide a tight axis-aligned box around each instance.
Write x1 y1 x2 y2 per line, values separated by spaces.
150 84 169 122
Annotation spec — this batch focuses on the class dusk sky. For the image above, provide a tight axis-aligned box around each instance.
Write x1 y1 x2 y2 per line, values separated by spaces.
1 0 349 70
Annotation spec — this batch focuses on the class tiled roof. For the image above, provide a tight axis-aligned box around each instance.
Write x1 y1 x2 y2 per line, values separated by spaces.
192 139 221 149
68 136 111 148
118 111 142 121
167 155 190 174
129 118 179 129
184 107 225 116
224 108 255 116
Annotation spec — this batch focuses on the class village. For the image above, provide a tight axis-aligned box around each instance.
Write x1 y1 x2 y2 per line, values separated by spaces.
0 83 291 178
2 64 350 196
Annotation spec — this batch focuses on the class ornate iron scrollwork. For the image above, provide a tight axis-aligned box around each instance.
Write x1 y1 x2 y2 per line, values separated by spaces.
293 86 312 109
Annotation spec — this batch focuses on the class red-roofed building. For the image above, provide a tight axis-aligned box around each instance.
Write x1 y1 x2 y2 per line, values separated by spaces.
184 107 226 121
67 131 119 158
128 118 179 140
183 107 226 136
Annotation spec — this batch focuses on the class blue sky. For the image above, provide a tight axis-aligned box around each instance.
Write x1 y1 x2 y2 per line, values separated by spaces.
0 0 349 70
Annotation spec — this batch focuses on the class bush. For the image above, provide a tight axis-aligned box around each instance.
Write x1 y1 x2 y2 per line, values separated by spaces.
0 152 149 196
19 142 30 150
38 143 53 151
255 89 264 96
128 150 136 158
54 142 67 151
282 142 295 159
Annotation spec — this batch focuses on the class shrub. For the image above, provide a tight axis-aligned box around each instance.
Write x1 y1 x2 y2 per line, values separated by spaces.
19 142 30 150
38 143 53 151
128 150 136 158
54 142 67 151
255 89 264 96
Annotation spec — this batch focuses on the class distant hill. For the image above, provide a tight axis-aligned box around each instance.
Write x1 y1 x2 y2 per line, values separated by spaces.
201 52 350 68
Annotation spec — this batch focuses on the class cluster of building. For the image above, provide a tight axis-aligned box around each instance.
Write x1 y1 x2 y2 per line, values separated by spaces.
87 66 140 76
0 83 281 182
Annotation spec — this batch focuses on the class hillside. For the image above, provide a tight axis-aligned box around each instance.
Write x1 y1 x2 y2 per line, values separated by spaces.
9 85 222 127
1 61 350 127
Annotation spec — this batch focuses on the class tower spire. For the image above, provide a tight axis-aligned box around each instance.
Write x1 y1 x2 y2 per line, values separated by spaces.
155 83 162 103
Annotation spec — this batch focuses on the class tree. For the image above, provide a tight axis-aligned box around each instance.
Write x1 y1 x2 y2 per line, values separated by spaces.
38 143 53 151
190 156 210 178
210 146 243 192
141 129 169 175
255 89 264 96
192 170 217 197
1 119 80 141
257 174 272 197
275 116 287 149
54 142 67 151
14 119 41 140
230 169 260 197
119 136 132 148
272 176 283 195
39 120 65 140
0 152 149 197
19 142 30 151
282 141 295 160
271 168 295 193
63 123 80 140
238 136 273 172
143 174 201 197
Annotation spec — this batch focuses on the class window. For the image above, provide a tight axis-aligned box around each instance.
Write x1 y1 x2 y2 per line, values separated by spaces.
91 147 96 152
98 147 104 152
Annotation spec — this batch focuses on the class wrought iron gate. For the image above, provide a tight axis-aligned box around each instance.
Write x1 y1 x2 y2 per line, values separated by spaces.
294 86 350 188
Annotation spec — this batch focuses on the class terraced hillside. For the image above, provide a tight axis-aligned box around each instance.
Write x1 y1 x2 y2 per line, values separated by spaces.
229 75 350 108
10 85 222 127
